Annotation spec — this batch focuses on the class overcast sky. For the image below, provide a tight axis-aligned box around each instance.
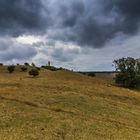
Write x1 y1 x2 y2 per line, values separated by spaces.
0 0 140 71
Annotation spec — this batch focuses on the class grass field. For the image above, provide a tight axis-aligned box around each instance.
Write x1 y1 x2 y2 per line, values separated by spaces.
0 66 140 140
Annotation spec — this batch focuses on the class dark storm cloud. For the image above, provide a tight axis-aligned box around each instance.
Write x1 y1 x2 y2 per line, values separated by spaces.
50 0 140 47
0 0 140 48
58 1 85 27
101 0 140 34
0 0 49 36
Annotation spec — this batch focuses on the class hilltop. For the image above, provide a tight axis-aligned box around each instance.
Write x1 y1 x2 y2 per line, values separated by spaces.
0 66 140 140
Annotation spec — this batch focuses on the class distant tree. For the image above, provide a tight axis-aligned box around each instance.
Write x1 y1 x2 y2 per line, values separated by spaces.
88 73 96 77
0 63 3 66
41 65 58 71
36 67 41 71
29 69 39 77
21 66 27 72
114 57 140 88
59 67 63 70
24 63 29 66
7 65 15 73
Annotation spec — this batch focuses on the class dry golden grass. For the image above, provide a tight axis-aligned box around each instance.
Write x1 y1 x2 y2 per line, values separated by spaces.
0 66 140 140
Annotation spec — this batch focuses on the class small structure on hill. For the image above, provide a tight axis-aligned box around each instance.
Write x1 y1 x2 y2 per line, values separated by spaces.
48 61 51 66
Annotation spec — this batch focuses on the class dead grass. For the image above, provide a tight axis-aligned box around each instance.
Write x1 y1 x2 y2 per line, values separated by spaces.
0 66 140 140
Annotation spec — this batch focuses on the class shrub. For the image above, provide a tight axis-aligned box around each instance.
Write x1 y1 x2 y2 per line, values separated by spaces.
87 73 96 77
21 67 27 72
59 67 63 70
24 62 29 66
29 69 39 77
0 63 3 66
41 65 58 71
36 67 41 71
7 65 15 73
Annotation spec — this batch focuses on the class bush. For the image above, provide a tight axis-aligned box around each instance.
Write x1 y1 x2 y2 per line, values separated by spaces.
41 65 58 71
7 65 15 73
24 62 29 66
87 73 96 77
59 67 63 70
58 67 68 71
21 67 27 72
0 63 3 66
36 67 41 71
29 69 39 77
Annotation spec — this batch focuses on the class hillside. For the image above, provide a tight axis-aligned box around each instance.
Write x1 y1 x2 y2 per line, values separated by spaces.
0 66 140 140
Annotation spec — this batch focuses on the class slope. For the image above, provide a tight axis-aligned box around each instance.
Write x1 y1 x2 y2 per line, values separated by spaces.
0 68 140 140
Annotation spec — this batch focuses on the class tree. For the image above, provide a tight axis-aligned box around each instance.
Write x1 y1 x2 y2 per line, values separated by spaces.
21 66 27 72
114 57 140 88
36 67 41 71
24 62 29 66
7 65 15 73
41 65 58 71
29 69 39 77
87 73 96 77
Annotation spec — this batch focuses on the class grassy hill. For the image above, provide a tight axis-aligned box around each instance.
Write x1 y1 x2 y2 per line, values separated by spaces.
0 66 140 140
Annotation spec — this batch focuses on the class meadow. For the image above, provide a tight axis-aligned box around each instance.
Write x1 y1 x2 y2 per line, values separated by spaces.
0 66 140 140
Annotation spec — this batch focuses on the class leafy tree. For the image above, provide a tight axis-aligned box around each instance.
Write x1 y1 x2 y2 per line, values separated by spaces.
136 59 140 74
114 57 140 88
7 65 15 73
29 69 39 77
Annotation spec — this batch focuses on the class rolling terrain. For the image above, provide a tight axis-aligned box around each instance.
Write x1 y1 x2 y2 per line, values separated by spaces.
0 66 140 140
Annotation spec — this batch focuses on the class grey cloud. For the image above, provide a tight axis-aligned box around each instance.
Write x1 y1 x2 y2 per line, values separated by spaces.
51 47 80 62
58 1 85 27
1 0 140 48
0 39 37 61
49 0 140 47
0 0 50 36
101 0 140 34
0 38 10 51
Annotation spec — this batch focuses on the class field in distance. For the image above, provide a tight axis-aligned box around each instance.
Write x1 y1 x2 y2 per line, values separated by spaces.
0 66 140 140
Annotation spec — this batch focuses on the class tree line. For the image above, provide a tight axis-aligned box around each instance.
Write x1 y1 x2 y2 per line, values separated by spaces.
7 63 40 77
0 58 140 88
0 62 66 77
